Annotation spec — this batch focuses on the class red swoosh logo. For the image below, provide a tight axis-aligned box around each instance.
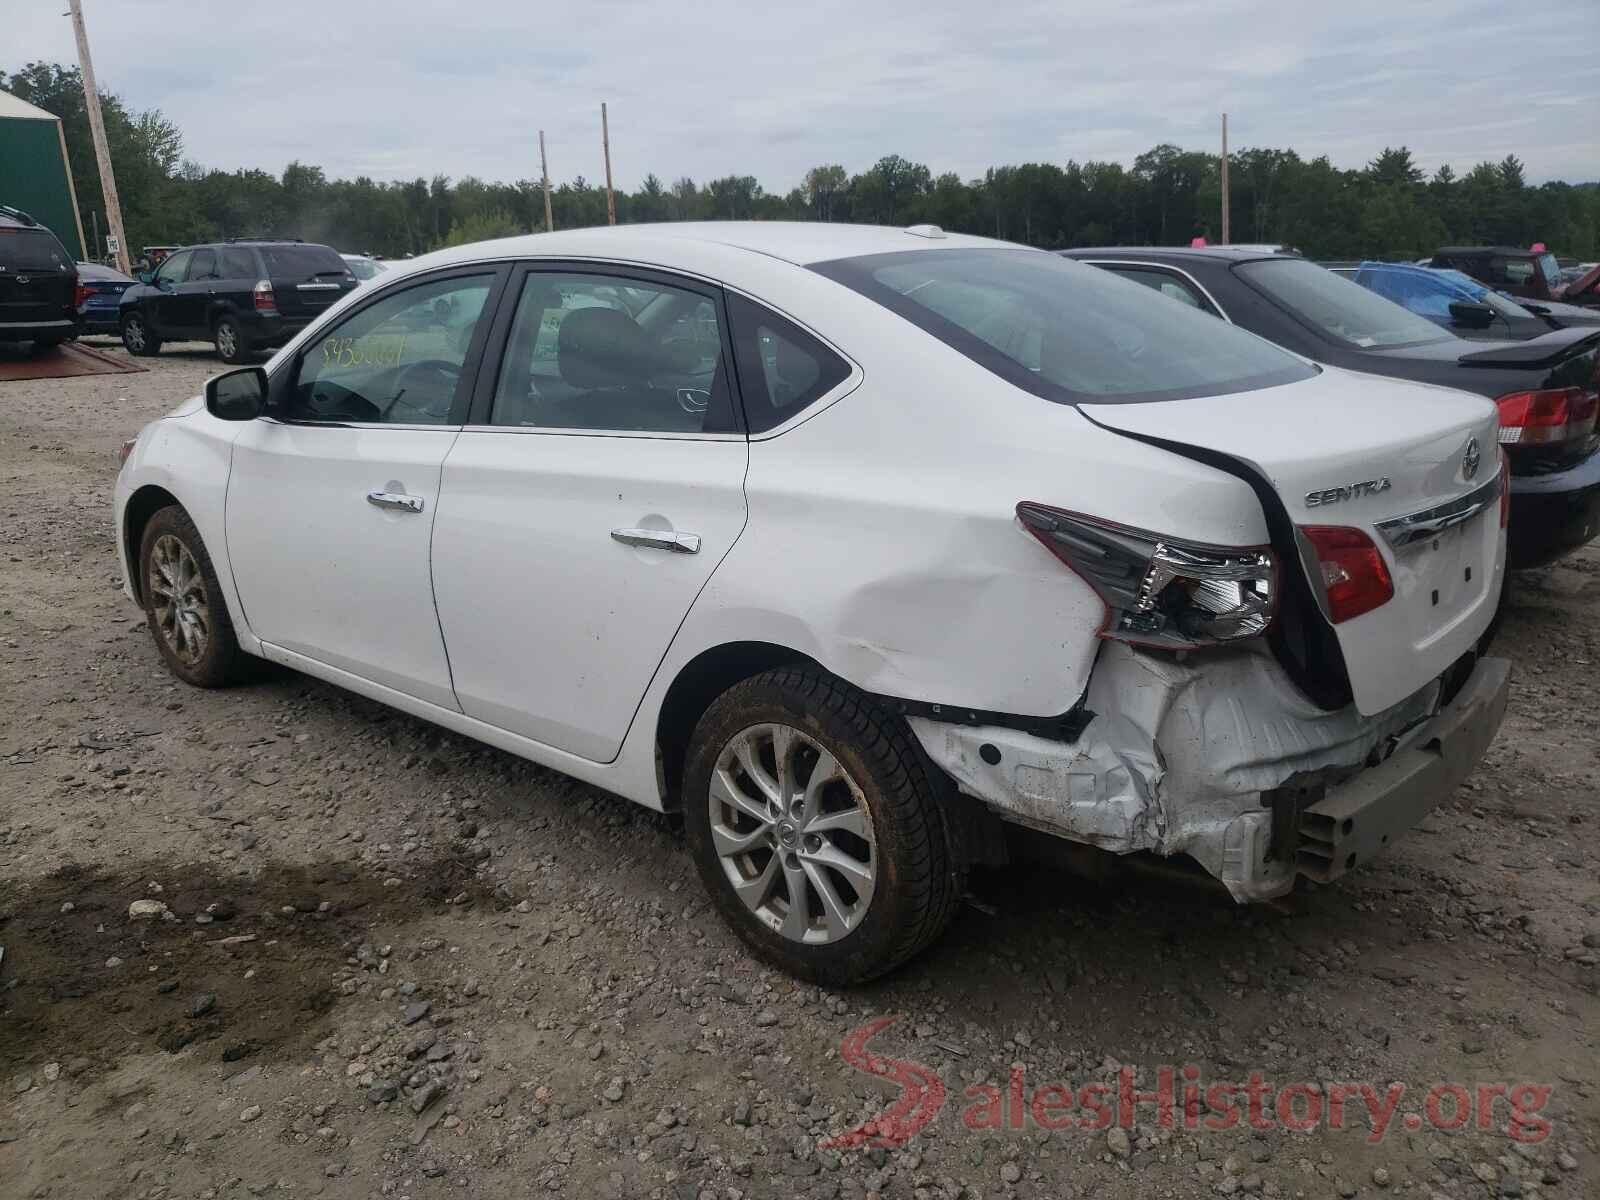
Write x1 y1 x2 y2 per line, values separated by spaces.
820 1014 946 1149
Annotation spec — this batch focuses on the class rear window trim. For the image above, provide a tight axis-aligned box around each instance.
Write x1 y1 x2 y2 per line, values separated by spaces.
812 248 1315 406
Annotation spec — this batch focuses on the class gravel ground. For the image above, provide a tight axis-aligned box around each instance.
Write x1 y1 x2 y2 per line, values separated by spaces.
2 342 1596 1200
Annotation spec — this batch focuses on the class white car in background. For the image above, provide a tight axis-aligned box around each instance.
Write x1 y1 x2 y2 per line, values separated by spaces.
340 253 387 283
114 223 1510 982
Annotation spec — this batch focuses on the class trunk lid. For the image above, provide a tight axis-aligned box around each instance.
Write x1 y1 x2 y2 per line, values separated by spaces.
1084 366 1504 716
258 244 358 318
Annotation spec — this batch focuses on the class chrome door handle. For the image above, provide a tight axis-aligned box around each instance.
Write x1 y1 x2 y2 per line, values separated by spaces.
367 491 425 513
611 527 701 554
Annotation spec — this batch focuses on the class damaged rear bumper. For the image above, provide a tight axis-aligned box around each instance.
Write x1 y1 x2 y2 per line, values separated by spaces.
908 642 1511 901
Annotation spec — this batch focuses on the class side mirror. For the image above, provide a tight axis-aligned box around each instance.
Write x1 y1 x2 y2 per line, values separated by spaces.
205 366 267 421
1448 300 1496 329
137 270 154 284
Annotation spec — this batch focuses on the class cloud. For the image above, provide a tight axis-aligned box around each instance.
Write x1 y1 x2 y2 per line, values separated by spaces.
7 0 1596 187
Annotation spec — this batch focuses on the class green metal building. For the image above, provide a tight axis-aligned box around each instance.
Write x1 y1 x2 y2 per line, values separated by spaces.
0 87 86 259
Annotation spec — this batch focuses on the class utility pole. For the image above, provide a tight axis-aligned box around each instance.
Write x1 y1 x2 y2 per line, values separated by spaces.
538 130 554 232
1220 112 1231 246
601 103 616 226
67 0 130 275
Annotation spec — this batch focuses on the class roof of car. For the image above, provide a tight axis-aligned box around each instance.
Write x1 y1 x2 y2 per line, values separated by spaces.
77 261 132 281
1435 246 1537 258
0 206 44 230
1062 246 1286 263
418 222 1015 272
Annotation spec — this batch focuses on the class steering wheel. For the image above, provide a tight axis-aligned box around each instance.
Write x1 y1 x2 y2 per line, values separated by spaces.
380 359 460 421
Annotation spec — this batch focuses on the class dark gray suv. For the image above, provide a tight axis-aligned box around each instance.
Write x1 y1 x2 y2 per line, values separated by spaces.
0 206 78 352
119 239 356 363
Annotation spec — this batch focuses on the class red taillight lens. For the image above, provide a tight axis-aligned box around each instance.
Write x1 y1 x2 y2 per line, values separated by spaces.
118 435 137 467
1495 387 1598 445
1301 525 1394 624
73 282 90 308
252 279 277 313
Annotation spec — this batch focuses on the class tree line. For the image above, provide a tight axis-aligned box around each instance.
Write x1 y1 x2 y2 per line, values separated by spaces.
5 61 1597 264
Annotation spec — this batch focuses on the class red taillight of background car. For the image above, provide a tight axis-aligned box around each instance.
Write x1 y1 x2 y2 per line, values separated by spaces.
73 282 90 308
1494 387 1599 446
1300 525 1394 624
253 279 277 314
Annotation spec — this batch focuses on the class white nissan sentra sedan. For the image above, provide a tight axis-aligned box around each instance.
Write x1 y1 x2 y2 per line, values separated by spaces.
115 222 1511 983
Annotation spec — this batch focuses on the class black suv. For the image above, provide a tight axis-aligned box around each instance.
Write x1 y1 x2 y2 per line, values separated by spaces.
119 239 357 363
0 206 78 351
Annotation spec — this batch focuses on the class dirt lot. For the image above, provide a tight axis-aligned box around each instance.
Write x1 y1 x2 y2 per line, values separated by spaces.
2 341 1596 1200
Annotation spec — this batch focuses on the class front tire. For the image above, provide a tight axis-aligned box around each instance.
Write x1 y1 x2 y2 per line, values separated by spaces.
213 314 250 364
121 312 161 356
138 506 248 687
683 667 961 984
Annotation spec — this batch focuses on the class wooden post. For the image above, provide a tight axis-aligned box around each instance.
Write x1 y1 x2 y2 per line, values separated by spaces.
601 103 616 226
56 116 88 259
67 0 130 274
1220 112 1231 246
539 130 553 232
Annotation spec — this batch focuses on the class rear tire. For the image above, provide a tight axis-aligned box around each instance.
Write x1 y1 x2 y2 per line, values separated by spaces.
137 505 249 687
213 314 250 364
682 667 962 984
121 312 161 356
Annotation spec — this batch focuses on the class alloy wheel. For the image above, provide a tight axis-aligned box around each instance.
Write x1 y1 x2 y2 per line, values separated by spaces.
148 533 210 666
708 723 877 945
216 322 237 359
124 318 145 352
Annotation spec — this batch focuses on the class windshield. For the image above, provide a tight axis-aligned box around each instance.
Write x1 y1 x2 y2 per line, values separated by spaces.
1238 258 1452 348
812 248 1314 405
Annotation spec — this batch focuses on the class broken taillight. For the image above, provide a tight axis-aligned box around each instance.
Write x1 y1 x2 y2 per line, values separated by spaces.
1495 387 1598 446
1016 503 1277 649
1300 525 1394 624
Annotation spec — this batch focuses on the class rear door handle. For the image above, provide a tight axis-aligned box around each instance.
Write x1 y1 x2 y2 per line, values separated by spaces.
611 527 701 554
367 491 425 513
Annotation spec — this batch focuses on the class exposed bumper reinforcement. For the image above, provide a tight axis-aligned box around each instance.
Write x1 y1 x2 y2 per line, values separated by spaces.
1295 655 1510 883
908 643 1511 902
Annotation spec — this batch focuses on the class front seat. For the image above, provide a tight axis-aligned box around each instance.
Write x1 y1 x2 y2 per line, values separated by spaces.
555 307 664 429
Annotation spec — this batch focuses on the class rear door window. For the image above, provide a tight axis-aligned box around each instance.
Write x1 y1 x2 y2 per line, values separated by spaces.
726 295 851 432
219 247 257 279
189 248 218 280
814 248 1312 405
1101 266 1218 315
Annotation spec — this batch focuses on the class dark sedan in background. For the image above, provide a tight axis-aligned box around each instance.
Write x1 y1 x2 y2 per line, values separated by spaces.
74 262 137 334
1063 247 1600 569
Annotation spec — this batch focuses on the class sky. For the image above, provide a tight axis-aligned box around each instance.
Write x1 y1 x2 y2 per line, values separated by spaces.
8 0 1598 190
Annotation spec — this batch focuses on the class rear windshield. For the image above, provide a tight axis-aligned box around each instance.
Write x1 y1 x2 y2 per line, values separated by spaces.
811 248 1314 405
0 229 73 272
258 244 349 279
1238 258 1452 349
